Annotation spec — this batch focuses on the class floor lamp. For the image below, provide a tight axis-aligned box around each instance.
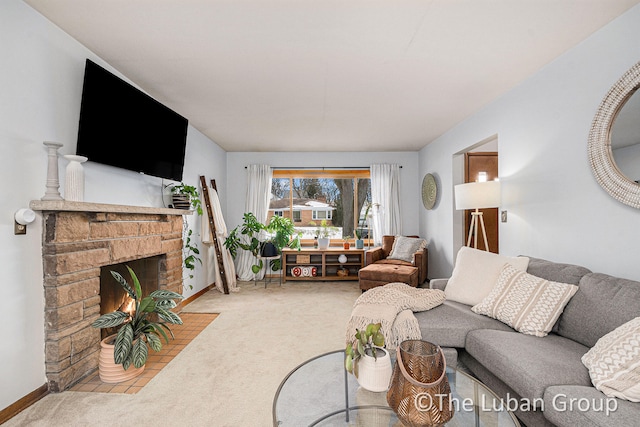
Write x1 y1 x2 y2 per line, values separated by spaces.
454 180 501 252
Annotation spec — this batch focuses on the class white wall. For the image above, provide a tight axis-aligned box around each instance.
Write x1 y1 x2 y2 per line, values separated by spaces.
0 0 225 410
419 4 640 280
226 152 420 236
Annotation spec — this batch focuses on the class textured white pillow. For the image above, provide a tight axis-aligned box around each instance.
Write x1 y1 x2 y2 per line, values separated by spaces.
387 236 426 264
471 263 578 337
582 317 640 402
444 247 529 306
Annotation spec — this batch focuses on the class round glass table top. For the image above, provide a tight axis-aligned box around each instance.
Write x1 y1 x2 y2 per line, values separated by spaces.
273 349 521 427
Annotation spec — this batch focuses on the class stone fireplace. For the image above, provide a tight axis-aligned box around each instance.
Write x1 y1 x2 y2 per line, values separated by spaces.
30 200 187 392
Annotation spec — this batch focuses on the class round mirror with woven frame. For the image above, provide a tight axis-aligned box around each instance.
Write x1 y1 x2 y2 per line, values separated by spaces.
588 61 640 209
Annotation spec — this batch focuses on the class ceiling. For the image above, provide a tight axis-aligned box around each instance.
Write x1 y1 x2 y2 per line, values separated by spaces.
24 0 640 153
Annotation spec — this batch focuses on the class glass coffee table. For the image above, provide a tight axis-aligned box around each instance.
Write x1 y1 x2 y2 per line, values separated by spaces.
273 349 521 426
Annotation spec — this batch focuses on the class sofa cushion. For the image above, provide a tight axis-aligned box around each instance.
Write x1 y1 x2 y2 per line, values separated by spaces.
525 256 591 285
387 236 426 264
472 263 578 337
414 300 514 348
465 329 592 402
445 247 529 306
558 272 640 348
582 316 640 401
544 385 639 427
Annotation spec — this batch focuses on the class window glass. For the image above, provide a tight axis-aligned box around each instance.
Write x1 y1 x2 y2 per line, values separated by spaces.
268 171 371 242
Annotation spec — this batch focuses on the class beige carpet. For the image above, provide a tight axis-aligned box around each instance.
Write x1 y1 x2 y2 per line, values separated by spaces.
5 280 360 427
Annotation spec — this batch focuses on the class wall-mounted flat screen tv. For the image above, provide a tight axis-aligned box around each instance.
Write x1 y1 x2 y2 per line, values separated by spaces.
76 59 188 182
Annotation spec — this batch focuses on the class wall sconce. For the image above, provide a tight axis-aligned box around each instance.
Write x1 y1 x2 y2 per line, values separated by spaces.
14 208 36 235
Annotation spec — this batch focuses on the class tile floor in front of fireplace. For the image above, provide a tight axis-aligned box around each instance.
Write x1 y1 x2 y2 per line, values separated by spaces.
70 312 218 394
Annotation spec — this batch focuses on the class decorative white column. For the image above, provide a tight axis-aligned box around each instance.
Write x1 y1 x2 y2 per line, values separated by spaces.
64 155 88 202
41 141 64 201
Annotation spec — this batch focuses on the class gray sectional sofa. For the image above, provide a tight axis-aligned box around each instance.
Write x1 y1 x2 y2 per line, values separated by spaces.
415 256 640 427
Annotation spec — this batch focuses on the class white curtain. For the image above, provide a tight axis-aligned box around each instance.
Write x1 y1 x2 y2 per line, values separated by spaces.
201 186 239 293
370 164 402 246
235 164 273 281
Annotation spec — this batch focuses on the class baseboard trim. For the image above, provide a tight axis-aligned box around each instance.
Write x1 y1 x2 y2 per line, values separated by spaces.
0 383 49 424
177 283 215 311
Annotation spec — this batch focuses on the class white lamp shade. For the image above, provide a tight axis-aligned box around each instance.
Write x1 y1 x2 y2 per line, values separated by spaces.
455 181 501 210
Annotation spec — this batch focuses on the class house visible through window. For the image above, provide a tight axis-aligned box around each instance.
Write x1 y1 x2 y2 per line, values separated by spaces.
268 169 371 242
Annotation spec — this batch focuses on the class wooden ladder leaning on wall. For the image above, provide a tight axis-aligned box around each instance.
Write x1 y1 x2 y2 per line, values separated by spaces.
199 175 230 294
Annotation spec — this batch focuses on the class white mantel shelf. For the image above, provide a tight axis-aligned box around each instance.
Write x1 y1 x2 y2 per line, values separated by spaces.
29 200 191 216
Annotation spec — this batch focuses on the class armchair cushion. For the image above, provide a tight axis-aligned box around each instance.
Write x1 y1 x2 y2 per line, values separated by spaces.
387 236 427 264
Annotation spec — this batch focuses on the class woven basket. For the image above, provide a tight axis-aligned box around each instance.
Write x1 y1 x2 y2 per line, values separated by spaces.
386 340 454 426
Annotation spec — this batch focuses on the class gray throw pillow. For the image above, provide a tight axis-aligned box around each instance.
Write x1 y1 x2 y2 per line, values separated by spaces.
387 236 426 264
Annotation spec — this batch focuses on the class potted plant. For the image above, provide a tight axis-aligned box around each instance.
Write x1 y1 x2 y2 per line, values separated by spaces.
345 322 392 392
224 212 266 275
170 183 203 215
342 234 351 250
311 219 336 250
92 266 183 383
355 203 371 249
264 215 301 271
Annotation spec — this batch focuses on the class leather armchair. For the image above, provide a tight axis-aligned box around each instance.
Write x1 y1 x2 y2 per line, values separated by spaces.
364 235 428 285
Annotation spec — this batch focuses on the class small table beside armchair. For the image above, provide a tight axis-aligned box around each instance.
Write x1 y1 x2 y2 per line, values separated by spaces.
358 235 428 291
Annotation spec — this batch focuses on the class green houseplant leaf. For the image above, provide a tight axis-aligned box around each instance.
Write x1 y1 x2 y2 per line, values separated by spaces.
91 311 129 329
92 266 184 371
345 322 386 376
114 323 134 365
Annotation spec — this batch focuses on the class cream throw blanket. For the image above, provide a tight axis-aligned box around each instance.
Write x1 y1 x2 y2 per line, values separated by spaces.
345 282 446 350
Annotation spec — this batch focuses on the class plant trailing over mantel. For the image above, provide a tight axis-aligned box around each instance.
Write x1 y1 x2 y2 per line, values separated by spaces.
183 227 201 284
170 183 203 215
166 182 203 286
91 266 184 370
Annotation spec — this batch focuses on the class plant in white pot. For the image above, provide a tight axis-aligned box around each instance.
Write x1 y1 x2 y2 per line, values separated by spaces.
311 219 336 250
91 266 184 383
345 322 392 392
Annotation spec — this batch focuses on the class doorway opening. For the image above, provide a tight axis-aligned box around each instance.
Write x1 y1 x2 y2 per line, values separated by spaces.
452 135 499 257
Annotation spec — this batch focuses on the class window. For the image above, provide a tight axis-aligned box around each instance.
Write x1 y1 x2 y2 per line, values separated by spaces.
312 210 332 220
273 210 284 217
268 170 371 242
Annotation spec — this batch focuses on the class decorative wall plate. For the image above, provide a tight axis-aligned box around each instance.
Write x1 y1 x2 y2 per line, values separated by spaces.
422 173 437 210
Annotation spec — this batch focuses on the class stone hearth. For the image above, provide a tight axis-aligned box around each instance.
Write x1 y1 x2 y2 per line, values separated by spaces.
30 200 187 392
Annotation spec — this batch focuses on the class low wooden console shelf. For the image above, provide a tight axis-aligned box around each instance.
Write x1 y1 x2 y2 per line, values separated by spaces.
282 248 365 282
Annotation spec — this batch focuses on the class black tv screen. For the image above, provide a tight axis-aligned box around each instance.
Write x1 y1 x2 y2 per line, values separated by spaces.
76 59 188 182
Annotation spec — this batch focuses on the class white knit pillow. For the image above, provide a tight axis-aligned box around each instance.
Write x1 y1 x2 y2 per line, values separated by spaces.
582 317 640 402
444 247 529 306
471 263 578 337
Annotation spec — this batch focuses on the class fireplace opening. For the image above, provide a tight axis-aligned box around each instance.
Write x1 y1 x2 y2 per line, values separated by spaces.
99 255 161 339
